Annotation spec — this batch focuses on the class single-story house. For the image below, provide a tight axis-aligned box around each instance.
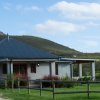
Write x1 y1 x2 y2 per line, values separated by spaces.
0 37 96 80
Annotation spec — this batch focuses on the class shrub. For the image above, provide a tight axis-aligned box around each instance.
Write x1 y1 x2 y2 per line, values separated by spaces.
14 80 27 88
77 76 92 82
0 79 5 89
7 74 15 88
42 75 60 80
7 74 28 88
96 73 100 81
42 75 75 88
58 77 75 88
42 75 60 87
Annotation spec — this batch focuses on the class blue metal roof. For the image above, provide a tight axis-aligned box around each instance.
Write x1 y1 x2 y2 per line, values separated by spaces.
0 38 58 59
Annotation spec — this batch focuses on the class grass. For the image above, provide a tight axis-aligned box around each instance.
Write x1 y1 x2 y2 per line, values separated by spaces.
0 84 100 100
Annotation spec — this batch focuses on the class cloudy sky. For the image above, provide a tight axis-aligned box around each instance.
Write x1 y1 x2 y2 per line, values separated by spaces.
0 0 100 53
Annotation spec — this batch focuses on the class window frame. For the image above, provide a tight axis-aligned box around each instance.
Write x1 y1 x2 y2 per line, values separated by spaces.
2 63 7 74
55 63 58 75
30 63 36 73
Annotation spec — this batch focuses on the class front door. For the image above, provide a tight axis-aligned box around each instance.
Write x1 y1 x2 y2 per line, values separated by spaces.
13 63 27 79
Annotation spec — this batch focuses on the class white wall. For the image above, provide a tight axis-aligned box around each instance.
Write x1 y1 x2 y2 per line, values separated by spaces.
27 62 71 80
58 63 71 78
51 62 55 76
27 62 50 80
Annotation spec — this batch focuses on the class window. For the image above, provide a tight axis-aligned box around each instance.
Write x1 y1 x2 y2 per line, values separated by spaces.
2 64 7 74
31 64 36 73
55 63 58 75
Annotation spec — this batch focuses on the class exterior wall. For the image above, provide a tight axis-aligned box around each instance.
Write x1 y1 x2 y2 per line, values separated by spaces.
0 62 71 80
58 63 71 78
51 62 56 76
27 62 50 80
27 62 71 80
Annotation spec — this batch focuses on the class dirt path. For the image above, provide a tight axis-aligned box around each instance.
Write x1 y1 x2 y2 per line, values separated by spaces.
0 94 10 100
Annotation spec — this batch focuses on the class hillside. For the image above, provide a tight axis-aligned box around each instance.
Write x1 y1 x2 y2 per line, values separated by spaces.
0 34 100 59
14 36 81 56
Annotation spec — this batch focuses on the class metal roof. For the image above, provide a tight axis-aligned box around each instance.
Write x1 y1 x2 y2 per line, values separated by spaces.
0 38 58 59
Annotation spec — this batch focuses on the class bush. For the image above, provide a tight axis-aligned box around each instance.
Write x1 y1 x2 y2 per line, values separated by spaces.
96 73 100 81
42 75 75 88
42 75 60 87
77 76 91 82
14 80 27 88
58 77 74 88
7 74 28 88
0 79 5 89
42 75 60 80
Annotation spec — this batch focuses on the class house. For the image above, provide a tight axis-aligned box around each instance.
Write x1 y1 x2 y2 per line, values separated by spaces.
0 37 96 80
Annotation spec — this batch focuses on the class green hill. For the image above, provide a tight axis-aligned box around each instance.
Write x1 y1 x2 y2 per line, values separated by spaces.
0 34 100 59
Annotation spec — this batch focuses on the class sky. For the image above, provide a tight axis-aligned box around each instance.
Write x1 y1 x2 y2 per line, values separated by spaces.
0 0 100 53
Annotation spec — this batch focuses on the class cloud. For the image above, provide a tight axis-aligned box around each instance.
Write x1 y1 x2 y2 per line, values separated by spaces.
49 1 100 20
35 20 84 35
84 21 100 28
16 5 40 12
3 3 40 12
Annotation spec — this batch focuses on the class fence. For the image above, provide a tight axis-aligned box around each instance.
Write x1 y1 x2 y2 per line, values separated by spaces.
0 78 100 99
38 80 100 99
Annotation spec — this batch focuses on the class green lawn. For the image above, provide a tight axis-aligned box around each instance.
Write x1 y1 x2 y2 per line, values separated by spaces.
0 84 100 100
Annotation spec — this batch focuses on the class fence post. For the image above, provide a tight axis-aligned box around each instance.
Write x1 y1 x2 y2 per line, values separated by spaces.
11 78 14 92
52 80 55 99
28 79 30 94
87 81 90 98
18 77 20 93
5 79 7 91
40 80 42 96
